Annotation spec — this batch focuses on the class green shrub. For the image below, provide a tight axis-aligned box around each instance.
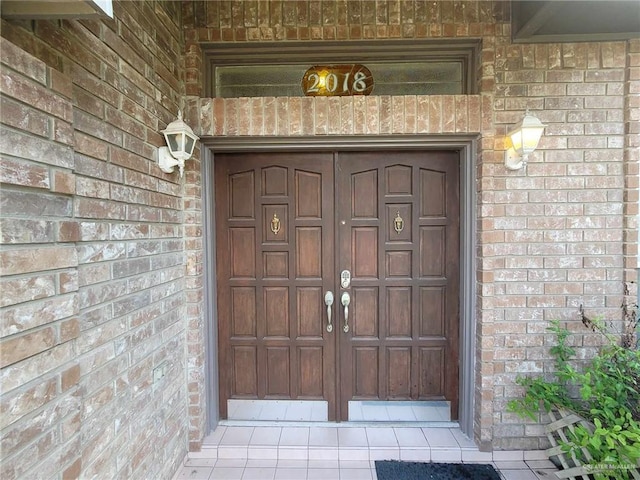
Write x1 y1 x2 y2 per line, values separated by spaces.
508 318 640 480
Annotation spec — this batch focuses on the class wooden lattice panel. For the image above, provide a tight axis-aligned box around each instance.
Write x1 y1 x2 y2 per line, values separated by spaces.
545 409 640 480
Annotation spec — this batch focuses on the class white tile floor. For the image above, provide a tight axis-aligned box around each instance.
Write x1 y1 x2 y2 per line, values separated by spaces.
174 425 560 480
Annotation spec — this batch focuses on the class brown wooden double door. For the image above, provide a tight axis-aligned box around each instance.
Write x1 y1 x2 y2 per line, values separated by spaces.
215 151 460 421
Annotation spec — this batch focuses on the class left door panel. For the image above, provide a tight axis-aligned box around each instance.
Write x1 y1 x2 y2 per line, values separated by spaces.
215 153 336 419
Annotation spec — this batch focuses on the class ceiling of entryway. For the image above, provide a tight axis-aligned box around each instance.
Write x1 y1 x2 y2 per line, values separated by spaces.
512 0 640 43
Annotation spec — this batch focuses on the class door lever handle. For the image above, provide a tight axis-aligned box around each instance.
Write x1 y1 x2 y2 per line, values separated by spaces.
324 291 334 333
341 292 350 333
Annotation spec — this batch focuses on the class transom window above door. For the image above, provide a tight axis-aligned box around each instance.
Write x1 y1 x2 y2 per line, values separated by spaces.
202 39 479 98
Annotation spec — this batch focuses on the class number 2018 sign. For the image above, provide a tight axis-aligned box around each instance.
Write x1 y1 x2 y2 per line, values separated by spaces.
302 64 374 97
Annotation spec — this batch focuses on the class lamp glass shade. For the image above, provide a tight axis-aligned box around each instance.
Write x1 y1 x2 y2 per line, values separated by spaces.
164 132 189 160
161 111 200 162
507 113 546 156
185 136 196 156
165 132 181 153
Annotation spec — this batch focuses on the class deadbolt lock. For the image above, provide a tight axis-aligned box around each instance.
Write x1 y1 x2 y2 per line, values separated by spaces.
340 270 351 289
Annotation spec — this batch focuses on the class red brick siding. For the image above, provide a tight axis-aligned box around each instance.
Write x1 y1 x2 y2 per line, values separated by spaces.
182 0 638 453
0 2 190 478
0 2 636 473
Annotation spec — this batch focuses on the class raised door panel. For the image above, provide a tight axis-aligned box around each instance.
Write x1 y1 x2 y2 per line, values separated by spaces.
262 166 288 196
419 347 445 398
387 347 411 398
420 227 446 277
420 287 446 337
298 347 323 397
231 287 256 337
296 171 322 218
352 170 377 218
352 287 378 337
230 171 255 218
353 347 378 398
352 228 378 278
233 346 257 396
296 227 322 278
297 287 323 337
266 347 290 396
230 228 256 277
387 287 411 338
265 287 289 337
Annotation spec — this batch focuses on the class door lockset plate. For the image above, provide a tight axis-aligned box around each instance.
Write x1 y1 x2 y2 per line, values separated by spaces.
340 270 351 289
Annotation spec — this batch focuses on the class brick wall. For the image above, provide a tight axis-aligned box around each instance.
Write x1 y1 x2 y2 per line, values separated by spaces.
0 2 636 474
490 39 639 449
197 95 483 136
0 2 191 478
182 0 638 452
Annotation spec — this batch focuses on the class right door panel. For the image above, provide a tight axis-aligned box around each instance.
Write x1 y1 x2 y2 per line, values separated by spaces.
336 151 460 421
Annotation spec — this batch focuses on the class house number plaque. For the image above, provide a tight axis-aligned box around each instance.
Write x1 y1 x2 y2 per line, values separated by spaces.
302 64 374 97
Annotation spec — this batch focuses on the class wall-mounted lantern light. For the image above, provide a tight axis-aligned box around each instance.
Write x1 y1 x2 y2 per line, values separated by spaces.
504 109 546 170
157 110 199 177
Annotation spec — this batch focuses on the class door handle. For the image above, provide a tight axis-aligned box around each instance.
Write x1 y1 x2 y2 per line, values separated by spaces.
324 291 334 333
341 292 350 333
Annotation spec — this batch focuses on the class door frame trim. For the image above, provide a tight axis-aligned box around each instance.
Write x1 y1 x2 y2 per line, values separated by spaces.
201 135 478 438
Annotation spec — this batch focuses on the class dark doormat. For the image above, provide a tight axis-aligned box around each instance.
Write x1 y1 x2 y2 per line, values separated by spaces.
374 460 502 480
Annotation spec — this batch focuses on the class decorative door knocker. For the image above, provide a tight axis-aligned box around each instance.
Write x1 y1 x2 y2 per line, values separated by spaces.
394 211 404 234
270 213 281 235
